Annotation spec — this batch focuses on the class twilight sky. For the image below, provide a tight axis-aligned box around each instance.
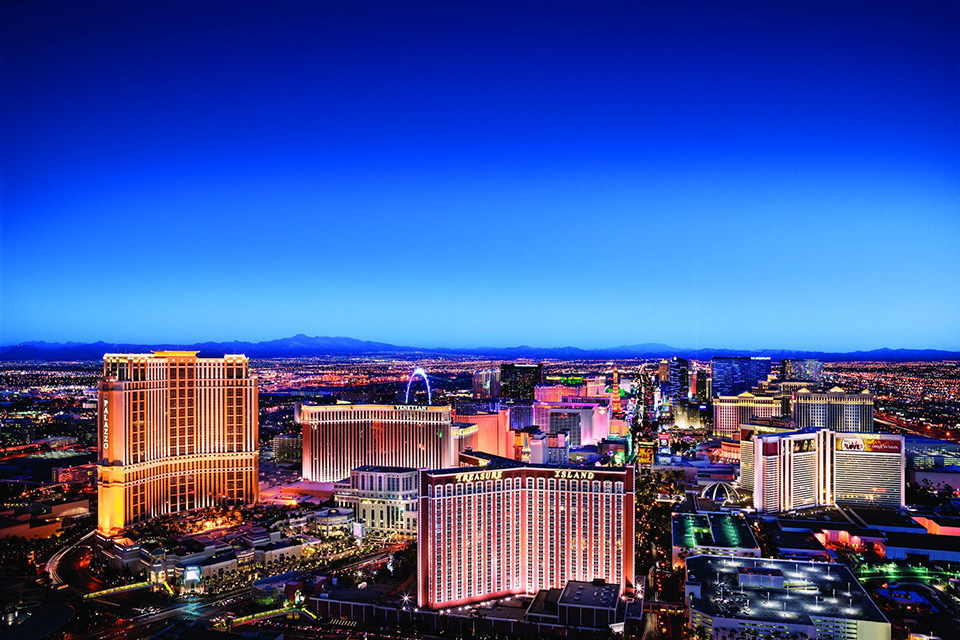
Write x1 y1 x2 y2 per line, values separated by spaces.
2 0 959 351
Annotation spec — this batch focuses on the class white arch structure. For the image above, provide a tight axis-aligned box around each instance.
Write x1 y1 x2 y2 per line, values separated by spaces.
405 367 432 404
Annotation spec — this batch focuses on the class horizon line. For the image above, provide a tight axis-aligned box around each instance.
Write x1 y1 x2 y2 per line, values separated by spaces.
3 334 960 355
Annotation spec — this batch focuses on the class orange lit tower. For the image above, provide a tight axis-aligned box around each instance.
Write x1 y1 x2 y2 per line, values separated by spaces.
97 352 259 535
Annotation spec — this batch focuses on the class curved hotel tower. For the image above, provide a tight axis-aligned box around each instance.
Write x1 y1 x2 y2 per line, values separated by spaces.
97 352 259 535
298 404 457 483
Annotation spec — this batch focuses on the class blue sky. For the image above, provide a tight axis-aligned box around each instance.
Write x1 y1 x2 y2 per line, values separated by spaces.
2 0 959 350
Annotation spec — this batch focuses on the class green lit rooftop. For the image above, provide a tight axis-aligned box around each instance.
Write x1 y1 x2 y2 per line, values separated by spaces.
672 512 760 551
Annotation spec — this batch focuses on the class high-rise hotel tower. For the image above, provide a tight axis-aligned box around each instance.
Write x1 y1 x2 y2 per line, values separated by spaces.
97 352 259 535
418 463 635 609
298 404 458 483
793 387 874 433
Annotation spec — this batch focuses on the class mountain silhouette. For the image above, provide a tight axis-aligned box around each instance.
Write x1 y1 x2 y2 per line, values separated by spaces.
1 335 958 362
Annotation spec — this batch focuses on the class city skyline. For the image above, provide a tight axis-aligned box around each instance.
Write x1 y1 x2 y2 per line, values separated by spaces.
3 0 959 351
2 350 958 638
2 2 959 638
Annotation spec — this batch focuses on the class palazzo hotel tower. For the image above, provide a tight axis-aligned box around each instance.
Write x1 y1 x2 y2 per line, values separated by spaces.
97 352 259 535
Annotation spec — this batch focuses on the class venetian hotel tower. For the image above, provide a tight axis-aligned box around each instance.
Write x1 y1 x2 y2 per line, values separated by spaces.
97 352 259 535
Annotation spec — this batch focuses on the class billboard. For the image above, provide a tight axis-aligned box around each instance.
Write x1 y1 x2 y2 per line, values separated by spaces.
637 444 655 465
836 436 902 454
792 438 815 453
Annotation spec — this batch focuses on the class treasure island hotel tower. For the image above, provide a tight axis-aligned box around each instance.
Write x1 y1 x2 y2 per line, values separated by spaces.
97 352 258 536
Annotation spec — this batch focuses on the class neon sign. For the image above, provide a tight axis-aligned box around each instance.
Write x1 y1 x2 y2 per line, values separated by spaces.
553 469 595 480
455 470 503 483
102 397 109 452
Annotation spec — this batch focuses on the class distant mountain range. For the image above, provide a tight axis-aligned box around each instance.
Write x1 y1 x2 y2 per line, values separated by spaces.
1 334 958 362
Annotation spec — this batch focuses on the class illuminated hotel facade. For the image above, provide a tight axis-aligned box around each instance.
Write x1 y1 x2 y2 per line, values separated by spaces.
298 404 458 483
713 392 781 438
97 352 259 535
742 429 904 512
793 387 874 433
417 463 635 609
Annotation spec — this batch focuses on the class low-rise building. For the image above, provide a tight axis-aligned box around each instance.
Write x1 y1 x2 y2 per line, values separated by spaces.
313 507 354 536
525 580 625 630
911 514 960 536
0 496 90 539
100 523 319 586
273 433 302 463
769 523 835 561
671 513 760 569
685 555 890 640
776 517 887 555
334 466 418 537
878 532 960 563
52 463 97 487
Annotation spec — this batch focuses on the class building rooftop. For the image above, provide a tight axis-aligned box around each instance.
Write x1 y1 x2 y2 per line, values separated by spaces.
353 465 418 473
673 513 760 551
686 555 888 626
777 518 886 540
771 527 830 553
777 506 848 522
200 550 237 566
262 539 300 552
847 507 926 532
883 532 960 553
427 458 628 477
914 513 960 529
558 580 620 609
525 588 562 619
470 596 534 621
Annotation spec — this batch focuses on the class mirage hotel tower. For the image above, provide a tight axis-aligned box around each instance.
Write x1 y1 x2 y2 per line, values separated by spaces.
97 352 259 535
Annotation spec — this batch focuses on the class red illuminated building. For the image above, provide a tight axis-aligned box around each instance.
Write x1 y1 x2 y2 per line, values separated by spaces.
417 462 635 609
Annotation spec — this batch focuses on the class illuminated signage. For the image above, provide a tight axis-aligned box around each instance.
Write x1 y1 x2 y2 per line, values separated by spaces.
184 567 201 582
102 397 109 452
455 470 503 483
836 437 902 454
394 404 430 411
553 469 595 480
792 438 815 453
637 446 655 465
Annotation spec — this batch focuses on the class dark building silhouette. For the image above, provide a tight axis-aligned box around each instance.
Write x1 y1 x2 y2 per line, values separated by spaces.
500 363 543 400
710 356 771 397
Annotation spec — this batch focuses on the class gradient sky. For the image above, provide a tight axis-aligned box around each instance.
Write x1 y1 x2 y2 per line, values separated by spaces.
2 0 959 351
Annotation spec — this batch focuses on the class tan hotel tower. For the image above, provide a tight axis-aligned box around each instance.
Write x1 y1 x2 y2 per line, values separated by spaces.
97 352 259 535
